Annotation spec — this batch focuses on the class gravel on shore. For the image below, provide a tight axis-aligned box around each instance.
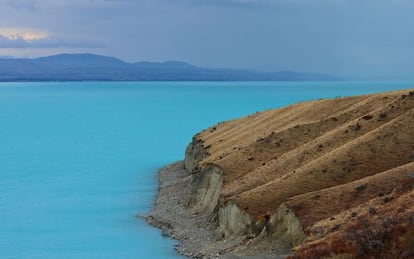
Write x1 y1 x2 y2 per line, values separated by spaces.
144 161 286 259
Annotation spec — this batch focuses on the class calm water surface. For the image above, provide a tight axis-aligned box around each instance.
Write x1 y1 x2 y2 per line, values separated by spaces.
0 81 412 258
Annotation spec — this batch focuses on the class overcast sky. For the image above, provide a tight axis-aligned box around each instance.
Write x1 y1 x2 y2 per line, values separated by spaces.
0 0 413 79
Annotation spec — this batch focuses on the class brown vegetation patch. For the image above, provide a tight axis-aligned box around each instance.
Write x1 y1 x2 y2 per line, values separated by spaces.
186 89 414 257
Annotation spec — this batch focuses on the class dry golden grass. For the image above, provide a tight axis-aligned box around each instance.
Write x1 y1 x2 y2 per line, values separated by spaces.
191 89 414 257
284 162 414 233
288 189 414 259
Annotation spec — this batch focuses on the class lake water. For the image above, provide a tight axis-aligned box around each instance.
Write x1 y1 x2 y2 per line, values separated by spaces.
0 81 413 258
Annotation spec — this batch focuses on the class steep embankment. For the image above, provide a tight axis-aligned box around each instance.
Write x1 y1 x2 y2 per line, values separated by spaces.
182 89 414 258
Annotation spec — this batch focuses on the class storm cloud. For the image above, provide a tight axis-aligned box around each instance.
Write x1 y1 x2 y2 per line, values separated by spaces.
0 0 414 79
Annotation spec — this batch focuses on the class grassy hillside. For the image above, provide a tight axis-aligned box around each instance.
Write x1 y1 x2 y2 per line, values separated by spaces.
186 89 414 258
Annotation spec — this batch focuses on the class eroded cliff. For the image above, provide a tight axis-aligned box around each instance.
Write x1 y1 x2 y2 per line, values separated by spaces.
184 89 414 258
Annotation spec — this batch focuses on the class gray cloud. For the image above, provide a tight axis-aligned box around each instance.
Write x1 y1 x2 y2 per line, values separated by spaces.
0 0 414 79
0 35 104 49
3 0 35 11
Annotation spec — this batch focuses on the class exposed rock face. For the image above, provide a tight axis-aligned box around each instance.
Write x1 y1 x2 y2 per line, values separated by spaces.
218 203 258 237
188 164 223 214
182 89 414 258
266 205 307 248
184 138 208 172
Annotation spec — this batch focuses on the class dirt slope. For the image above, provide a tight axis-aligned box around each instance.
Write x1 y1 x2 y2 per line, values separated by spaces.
184 89 414 258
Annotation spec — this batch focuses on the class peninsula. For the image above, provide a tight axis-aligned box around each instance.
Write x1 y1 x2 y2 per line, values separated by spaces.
147 89 414 258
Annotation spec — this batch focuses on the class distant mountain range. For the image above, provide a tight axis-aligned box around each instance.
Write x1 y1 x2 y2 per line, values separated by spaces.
0 54 341 81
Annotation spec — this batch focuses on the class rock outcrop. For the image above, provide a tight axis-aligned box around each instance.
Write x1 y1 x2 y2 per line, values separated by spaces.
183 89 414 258
188 164 223 214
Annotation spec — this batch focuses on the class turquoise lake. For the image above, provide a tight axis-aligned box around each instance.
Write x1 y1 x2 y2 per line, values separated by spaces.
0 81 413 258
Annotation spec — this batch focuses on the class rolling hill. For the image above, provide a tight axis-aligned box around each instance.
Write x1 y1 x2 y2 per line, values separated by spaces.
0 54 341 81
181 89 414 258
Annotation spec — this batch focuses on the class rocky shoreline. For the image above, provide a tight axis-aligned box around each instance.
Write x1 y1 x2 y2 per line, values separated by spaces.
145 161 286 258
144 90 414 258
